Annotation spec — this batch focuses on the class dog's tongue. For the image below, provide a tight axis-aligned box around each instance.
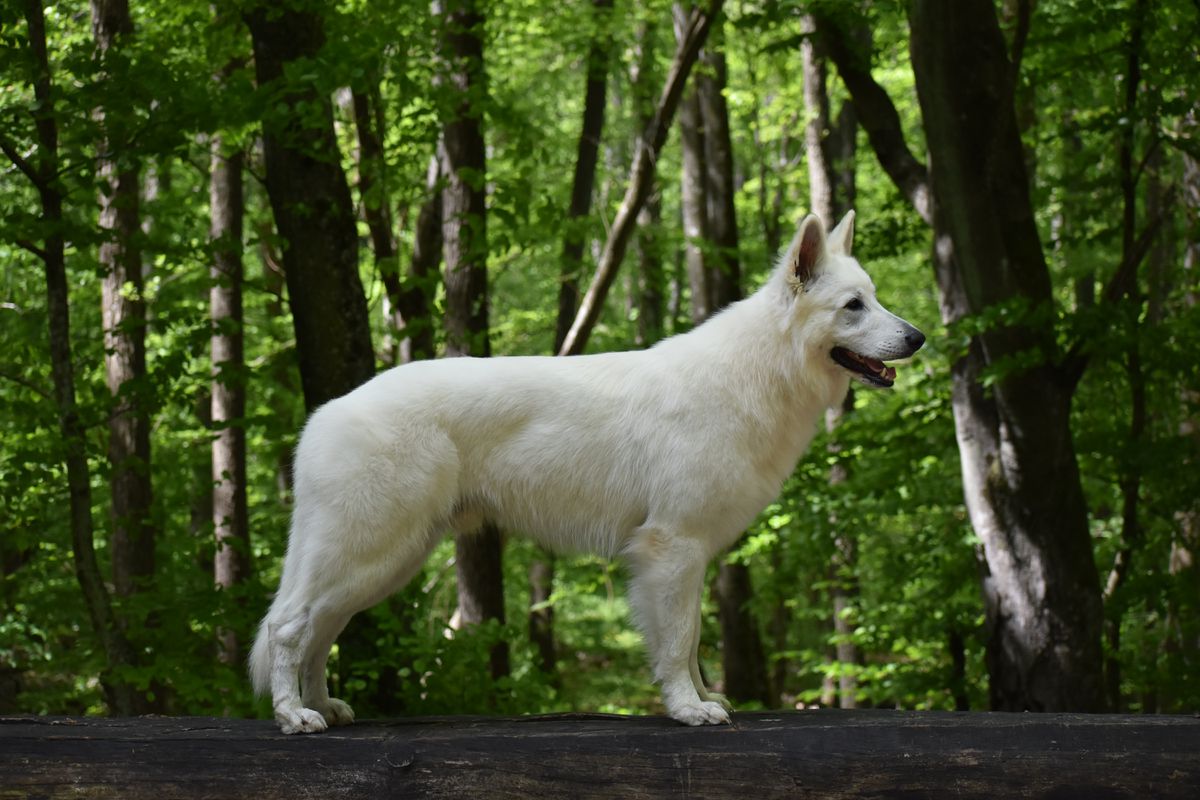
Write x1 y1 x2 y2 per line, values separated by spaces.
862 355 896 382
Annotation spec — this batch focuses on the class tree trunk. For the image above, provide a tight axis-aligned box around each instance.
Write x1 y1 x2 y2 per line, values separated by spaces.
436 0 508 682
245 0 377 708
349 86 404 365
802 14 834 223
526 0 618 679
803 12 860 710
675 2 710 325
210 137 249 666
631 18 665 348
690 10 768 709
92 0 156 613
908 0 1105 712
558 0 723 356
10 0 139 716
556 0 613 351
244 1 375 411
404 156 443 364
816 10 932 224
1168 116 1200 710
1103 0 1150 712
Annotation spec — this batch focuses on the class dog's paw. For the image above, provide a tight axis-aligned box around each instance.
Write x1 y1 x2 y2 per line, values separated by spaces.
277 707 328 735
703 691 733 712
669 699 732 726
314 697 355 727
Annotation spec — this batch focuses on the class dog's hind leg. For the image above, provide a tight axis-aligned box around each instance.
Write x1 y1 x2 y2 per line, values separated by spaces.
625 527 730 726
263 421 460 734
298 609 353 726
298 532 442 726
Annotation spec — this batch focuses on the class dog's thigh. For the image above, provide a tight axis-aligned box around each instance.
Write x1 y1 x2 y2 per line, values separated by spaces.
270 423 459 733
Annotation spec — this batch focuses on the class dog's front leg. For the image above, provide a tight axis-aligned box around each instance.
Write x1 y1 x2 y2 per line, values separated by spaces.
626 528 731 726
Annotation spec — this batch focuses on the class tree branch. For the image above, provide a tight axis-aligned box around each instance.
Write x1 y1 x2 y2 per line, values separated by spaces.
15 238 49 262
558 0 722 356
0 134 43 190
1061 188 1175 388
1007 0 1033 92
815 10 932 224
0 368 53 401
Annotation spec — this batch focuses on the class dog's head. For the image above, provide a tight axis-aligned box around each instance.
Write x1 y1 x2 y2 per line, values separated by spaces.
773 210 925 389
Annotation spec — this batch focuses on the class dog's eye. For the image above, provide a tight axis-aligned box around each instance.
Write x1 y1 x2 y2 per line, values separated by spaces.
844 298 864 311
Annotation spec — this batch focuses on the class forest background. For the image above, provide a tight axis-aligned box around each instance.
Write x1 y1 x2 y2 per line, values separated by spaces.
1 0 1197 720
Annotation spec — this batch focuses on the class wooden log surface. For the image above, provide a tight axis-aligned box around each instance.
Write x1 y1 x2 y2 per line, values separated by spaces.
2 710 1198 798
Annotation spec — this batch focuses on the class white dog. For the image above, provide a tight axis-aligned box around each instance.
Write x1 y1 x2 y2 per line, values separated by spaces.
250 210 925 733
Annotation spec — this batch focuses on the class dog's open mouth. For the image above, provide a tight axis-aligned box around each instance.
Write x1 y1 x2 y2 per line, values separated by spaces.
831 347 897 388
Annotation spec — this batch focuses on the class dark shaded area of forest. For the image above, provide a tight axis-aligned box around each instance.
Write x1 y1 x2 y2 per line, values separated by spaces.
1 0 1197 720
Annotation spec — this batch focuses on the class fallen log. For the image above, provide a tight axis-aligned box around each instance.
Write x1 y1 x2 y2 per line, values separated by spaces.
2 710 1197 798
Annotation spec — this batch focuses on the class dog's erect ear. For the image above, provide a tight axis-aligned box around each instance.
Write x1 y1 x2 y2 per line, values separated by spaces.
788 214 826 287
827 210 855 256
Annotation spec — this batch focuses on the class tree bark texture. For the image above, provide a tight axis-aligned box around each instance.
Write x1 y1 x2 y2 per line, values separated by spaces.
92 0 156 604
908 0 1105 712
15 0 138 716
6 712 1197 798
244 1 375 410
801 14 835 224
675 3 710 326
438 0 489 361
678 83 709 325
558 0 723 356
210 137 249 666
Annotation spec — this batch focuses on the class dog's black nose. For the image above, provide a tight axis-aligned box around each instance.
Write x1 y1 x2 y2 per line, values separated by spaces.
906 328 926 352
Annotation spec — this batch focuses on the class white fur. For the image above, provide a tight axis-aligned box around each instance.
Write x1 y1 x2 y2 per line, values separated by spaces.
250 210 924 733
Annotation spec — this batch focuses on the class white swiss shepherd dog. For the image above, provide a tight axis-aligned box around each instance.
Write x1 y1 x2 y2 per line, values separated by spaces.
250 210 925 734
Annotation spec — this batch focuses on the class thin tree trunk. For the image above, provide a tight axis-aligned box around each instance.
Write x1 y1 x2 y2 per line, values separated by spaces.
350 86 404 364
210 137 249 667
802 14 834 223
92 0 156 610
631 18 665 348
558 0 723 356
7 0 138 716
1103 0 1149 712
404 156 443 364
816 10 932 225
635 191 665 347
245 0 377 708
244 2 375 411
436 0 509 682
688 10 768 708
556 0 613 350
1168 116 1200 710
527 0 618 679
676 2 709 325
803 12 860 709
909 0 1106 711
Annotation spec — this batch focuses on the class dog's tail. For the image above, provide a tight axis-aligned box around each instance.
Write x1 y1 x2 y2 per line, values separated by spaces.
248 612 272 698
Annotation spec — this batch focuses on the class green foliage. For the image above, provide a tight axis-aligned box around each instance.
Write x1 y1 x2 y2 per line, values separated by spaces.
1 0 1197 720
